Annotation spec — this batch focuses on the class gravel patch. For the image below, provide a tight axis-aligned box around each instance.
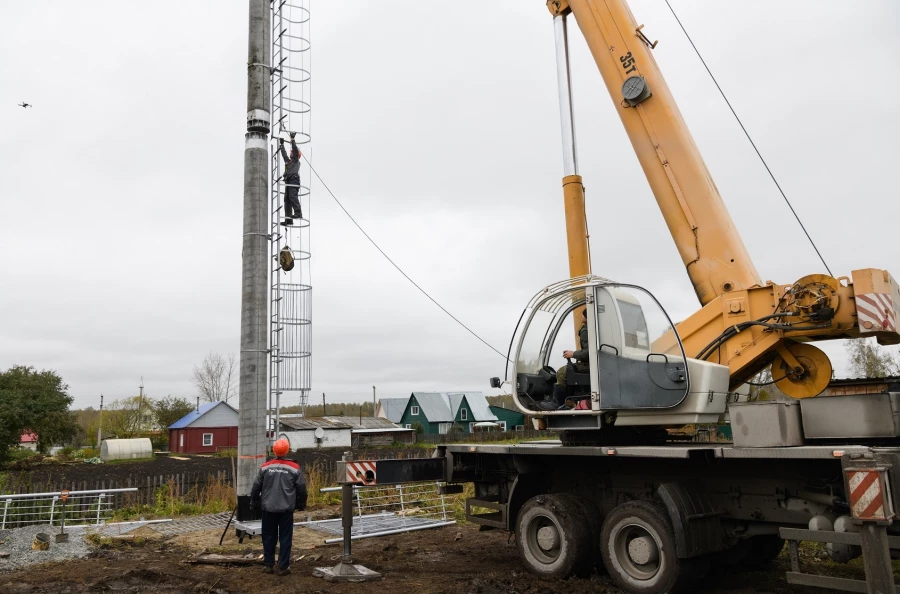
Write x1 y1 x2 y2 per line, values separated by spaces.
0 524 90 572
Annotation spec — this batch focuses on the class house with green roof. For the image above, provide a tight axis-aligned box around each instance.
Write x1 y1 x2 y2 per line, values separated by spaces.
488 405 526 432
393 392 499 434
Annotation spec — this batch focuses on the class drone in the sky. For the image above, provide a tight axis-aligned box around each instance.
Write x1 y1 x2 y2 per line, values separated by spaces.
18 102 32 108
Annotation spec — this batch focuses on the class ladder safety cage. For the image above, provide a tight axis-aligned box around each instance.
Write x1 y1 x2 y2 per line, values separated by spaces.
269 0 312 432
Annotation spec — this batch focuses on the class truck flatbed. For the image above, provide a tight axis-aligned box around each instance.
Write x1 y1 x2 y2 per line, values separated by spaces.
444 440 884 459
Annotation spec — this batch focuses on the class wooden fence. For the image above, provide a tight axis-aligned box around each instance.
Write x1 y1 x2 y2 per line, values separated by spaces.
1 470 234 510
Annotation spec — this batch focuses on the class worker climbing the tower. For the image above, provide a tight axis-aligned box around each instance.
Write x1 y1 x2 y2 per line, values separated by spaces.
279 132 303 224
250 438 308 576
548 308 589 409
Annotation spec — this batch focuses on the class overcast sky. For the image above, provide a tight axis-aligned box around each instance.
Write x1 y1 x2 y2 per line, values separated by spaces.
2 1 899 410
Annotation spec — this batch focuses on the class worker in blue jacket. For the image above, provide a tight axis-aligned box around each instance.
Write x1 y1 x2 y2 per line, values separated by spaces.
250 438 308 575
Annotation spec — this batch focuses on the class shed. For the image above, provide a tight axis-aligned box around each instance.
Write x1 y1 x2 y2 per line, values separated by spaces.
101 438 153 461
322 416 416 446
278 417 352 450
168 401 239 454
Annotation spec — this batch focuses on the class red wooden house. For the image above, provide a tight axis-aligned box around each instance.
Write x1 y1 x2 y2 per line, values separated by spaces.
168 401 238 454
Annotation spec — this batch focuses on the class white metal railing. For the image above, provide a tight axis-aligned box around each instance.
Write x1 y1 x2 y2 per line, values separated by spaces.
299 482 455 543
0 488 138 529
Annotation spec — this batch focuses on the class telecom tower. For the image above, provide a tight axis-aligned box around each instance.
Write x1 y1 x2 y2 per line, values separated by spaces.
270 0 312 431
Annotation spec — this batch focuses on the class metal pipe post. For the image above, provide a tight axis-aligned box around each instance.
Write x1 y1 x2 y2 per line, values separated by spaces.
341 482 353 560
858 523 894 594
553 13 578 177
237 0 272 522
553 11 591 334
96 394 103 448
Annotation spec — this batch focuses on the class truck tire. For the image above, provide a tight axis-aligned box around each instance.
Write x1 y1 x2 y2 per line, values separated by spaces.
553 493 606 574
515 494 594 578
600 500 698 594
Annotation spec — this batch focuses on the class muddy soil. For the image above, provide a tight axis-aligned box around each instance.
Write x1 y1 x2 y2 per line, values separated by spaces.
0 522 875 594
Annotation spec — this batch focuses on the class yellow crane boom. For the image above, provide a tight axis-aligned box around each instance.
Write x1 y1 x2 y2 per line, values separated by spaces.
548 0 900 396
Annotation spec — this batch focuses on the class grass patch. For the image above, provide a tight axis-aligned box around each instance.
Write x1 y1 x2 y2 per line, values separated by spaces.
103 457 154 465
112 473 235 521
448 483 475 523
305 462 342 508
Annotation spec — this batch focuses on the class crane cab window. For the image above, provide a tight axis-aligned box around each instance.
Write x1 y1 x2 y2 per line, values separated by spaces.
596 286 679 361
618 299 649 350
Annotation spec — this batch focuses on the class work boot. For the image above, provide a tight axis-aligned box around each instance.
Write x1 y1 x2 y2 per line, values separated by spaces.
536 398 558 411
552 385 567 406
263 565 274 574
277 566 292 576
282 218 293 226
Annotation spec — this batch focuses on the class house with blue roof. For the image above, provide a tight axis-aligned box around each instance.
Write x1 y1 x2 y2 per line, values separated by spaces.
168 401 239 454
395 392 499 434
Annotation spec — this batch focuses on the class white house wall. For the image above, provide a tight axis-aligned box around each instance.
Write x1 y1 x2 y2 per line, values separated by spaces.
188 404 239 428
280 429 352 450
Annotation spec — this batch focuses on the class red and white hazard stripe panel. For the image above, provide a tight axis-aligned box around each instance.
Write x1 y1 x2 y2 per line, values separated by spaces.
345 460 377 485
847 469 892 521
856 292 896 333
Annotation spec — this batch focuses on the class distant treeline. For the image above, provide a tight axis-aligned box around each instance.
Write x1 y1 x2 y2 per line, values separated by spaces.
281 401 376 418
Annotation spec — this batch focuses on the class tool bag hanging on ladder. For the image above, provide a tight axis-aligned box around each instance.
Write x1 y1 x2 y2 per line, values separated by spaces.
280 245 295 272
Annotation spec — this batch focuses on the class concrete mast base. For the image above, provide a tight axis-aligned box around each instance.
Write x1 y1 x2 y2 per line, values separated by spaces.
313 556 382 583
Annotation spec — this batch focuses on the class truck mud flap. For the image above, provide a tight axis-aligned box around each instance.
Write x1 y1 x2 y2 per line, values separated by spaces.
657 482 724 558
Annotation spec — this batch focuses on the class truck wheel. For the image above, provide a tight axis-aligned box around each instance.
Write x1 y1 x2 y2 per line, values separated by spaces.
600 501 696 594
553 493 606 574
516 494 593 578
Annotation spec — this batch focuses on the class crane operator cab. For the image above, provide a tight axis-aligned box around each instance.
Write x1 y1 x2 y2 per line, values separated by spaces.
492 276 731 432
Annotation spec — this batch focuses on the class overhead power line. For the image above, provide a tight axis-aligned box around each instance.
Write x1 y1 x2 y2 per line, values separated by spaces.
663 0 833 277
302 156 510 361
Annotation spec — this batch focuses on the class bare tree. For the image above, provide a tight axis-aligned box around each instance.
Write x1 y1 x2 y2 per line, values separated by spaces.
846 338 899 378
192 352 237 404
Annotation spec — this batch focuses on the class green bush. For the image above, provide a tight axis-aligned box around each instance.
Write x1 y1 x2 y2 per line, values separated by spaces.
3 448 44 470
410 422 425 436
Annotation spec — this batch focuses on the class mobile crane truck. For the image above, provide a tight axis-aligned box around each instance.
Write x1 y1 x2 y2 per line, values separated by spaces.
336 2 900 592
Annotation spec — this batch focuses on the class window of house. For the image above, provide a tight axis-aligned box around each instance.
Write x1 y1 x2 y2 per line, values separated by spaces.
499 421 507 431
469 423 475 433
460 408 468 421
515 425 525 432
179 433 184 447
439 423 451 434
405 424 412 429
203 433 213 447
411 406 419 416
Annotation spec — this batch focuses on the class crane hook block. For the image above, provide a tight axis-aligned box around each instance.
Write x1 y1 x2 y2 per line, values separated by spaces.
622 76 652 107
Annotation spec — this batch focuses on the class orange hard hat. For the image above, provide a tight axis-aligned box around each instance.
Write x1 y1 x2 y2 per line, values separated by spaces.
273 438 290 457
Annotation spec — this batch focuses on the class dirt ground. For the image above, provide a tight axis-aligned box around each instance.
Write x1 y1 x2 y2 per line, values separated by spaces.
0 520 878 594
